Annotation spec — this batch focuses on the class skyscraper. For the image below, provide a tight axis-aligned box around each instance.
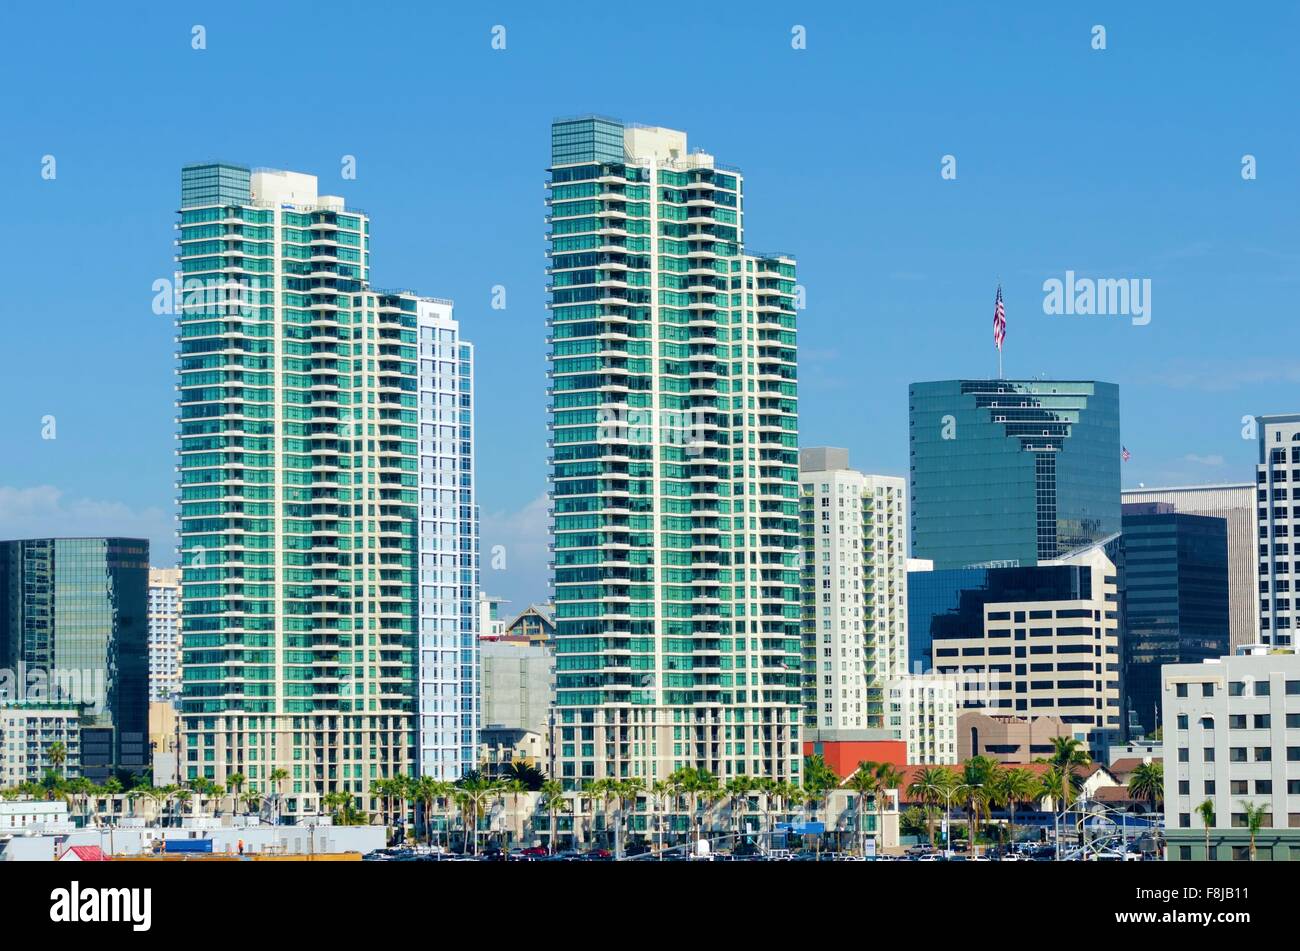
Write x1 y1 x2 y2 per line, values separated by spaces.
1122 484 1257 649
909 379 1121 570
176 164 471 806
147 567 181 705
1120 503 1229 737
415 298 480 781
798 447 908 732
546 117 802 787
1256 413 1300 647
0 537 149 782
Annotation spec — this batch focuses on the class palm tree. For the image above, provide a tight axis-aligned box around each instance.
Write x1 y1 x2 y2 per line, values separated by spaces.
994 767 1041 847
268 768 289 824
453 773 501 855
1196 798 1215 860
412 776 450 846
873 764 904 853
1127 761 1164 813
725 776 754 839
226 772 246 814
1042 735 1091 854
503 779 528 848
615 778 645 857
649 780 670 855
668 767 719 851
502 759 546 791
960 756 1001 855
844 763 879 855
47 741 67 781
1240 801 1267 861
540 780 568 854
907 766 956 848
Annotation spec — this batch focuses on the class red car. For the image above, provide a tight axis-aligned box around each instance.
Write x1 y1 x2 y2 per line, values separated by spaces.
522 846 549 857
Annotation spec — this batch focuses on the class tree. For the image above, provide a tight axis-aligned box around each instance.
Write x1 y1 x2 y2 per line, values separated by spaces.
502 759 546 791
47 741 67 781
269 768 290 824
994 767 1041 846
413 776 452 846
540 779 568 854
725 776 755 839
844 763 879 855
1196 798 1215 859
802 754 840 796
226 772 246 814
960 756 1001 855
1041 735 1091 853
453 773 501 855
668 767 719 851
1127 761 1164 813
1240 801 1267 861
649 780 670 855
907 766 958 848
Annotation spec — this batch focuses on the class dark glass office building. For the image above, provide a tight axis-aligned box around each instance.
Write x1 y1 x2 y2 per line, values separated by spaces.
0 538 149 781
909 380 1121 569
1120 504 1229 737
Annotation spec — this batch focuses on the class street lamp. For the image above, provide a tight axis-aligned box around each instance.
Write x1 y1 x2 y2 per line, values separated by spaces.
922 782 970 857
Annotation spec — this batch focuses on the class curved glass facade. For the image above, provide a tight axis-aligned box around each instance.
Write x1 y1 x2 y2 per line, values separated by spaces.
909 379 1121 569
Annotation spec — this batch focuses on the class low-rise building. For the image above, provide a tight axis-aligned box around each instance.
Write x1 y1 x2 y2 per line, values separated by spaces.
0 705 81 786
956 712 1075 764
1163 644 1300 860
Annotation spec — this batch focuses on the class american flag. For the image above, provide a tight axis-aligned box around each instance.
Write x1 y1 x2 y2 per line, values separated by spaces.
993 285 1006 351
1122 446 1131 462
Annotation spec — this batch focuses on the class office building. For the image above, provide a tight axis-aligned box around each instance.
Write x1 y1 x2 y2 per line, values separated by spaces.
147 568 182 704
176 164 472 804
1120 503 1230 737
799 447 908 731
1163 645 1300 860
415 298 480 782
0 537 149 782
885 674 958 763
1122 484 1257 648
907 544 1121 754
909 379 1121 569
547 117 802 787
1256 414 1300 647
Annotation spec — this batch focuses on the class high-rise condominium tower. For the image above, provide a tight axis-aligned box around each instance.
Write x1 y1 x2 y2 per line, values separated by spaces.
798 448 908 732
175 165 475 807
414 299 480 781
546 117 802 788
909 379 1121 569
147 567 182 704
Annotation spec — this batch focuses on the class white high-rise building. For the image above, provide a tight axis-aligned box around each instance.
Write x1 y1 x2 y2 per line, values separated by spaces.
416 299 480 782
1256 414 1300 647
885 674 959 764
147 567 182 704
799 448 909 732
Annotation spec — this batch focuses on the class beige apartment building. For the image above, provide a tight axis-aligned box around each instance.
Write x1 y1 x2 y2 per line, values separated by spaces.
956 712 1073 763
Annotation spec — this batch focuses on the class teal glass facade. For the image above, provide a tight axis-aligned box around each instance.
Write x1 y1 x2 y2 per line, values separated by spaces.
909 379 1121 569
0 537 149 781
176 164 419 801
547 117 802 787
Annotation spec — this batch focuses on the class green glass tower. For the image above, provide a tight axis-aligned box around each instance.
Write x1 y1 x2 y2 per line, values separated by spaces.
176 165 419 809
909 379 1121 570
546 118 802 788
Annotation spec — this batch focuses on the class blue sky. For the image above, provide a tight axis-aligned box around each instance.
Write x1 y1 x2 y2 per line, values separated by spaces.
1 2 1297 611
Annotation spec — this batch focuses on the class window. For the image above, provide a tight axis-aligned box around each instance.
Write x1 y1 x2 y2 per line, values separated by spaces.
1256 714 1271 729
1256 747 1272 762
1257 780 1273 794
1202 683 1215 697
1229 714 1247 729
1178 747 1189 763
1176 683 1188 697
1177 713 1189 729
1230 747 1248 762
1178 780 1190 795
